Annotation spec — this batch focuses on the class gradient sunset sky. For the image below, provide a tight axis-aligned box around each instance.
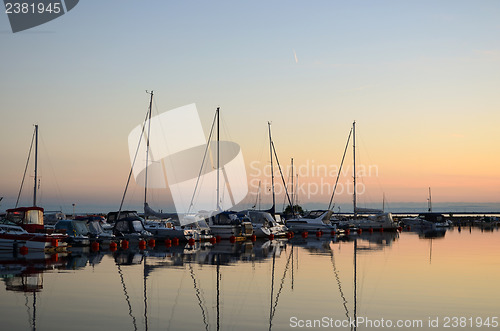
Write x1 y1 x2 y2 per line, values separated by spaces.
1 1 499 213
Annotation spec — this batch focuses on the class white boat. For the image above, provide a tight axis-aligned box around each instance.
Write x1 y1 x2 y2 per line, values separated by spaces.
239 210 288 238
1 207 67 251
286 210 336 233
348 121 399 231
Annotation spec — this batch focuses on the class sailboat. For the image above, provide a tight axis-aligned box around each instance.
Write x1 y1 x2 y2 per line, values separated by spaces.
346 121 399 231
201 107 253 239
238 122 289 238
401 188 451 228
110 92 213 242
0 125 67 252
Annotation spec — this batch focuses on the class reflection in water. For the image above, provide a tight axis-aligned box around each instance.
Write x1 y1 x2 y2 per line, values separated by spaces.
2 229 500 330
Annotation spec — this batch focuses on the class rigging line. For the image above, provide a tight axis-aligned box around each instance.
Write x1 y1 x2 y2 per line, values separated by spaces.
187 110 217 214
40 135 66 210
16 127 35 208
270 245 294 322
328 128 353 211
33 292 36 331
118 103 151 217
268 251 276 331
117 264 138 331
24 292 32 330
188 263 210 331
330 249 350 319
271 141 294 214
143 256 149 331
216 255 221 331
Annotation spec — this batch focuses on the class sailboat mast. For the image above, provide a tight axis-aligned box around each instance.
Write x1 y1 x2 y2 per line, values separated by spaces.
144 91 153 210
428 187 432 212
353 121 357 218
33 124 38 207
268 122 275 215
216 107 220 211
291 158 294 212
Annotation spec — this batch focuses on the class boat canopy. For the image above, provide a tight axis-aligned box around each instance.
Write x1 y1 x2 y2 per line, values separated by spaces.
5 207 44 226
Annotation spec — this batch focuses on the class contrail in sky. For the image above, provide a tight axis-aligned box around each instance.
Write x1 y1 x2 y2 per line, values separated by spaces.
293 49 298 63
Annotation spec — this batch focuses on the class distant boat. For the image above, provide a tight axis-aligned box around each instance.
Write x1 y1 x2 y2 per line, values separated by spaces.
0 125 67 252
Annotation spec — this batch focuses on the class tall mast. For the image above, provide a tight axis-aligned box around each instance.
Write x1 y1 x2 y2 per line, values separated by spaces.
353 121 357 218
144 91 153 210
33 124 38 207
428 187 432 212
216 107 220 211
291 158 294 212
268 122 275 215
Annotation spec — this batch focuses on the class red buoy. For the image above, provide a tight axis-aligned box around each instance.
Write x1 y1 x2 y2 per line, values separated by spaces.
379 227 384 233
165 238 172 246
215 235 222 243
397 226 403 232
268 233 275 240
172 238 180 246
188 238 196 246
209 237 217 244
251 234 257 242
148 239 156 247
91 242 100 251
316 231 322 237
357 228 362 235
369 228 374 234
121 240 129 249
51 238 59 247
301 231 308 238
19 246 29 255
229 235 236 243
139 240 147 250
345 229 350 235
331 230 336 236
110 242 118 252
286 232 292 239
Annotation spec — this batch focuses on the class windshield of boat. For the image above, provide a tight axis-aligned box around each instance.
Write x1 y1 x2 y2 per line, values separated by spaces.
304 210 325 219
248 211 275 226
132 220 145 232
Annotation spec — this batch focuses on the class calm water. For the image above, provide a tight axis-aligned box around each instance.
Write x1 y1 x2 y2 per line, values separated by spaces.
1 227 500 330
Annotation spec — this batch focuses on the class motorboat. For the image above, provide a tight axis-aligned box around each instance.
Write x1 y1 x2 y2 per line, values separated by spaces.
54 219 91 246
1 207 67 252
237 210 288 238
286 210 336 233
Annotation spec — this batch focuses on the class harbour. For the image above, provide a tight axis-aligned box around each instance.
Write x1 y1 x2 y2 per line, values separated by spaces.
1 226 499 330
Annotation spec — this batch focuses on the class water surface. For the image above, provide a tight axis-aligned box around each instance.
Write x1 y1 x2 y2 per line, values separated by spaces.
1 226 499 330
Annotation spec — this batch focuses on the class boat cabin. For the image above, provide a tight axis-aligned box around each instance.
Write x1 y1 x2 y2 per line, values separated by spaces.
5 207 44 233
107 211 140 224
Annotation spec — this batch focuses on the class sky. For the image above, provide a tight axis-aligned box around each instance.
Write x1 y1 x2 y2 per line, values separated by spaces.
1 1 499 214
